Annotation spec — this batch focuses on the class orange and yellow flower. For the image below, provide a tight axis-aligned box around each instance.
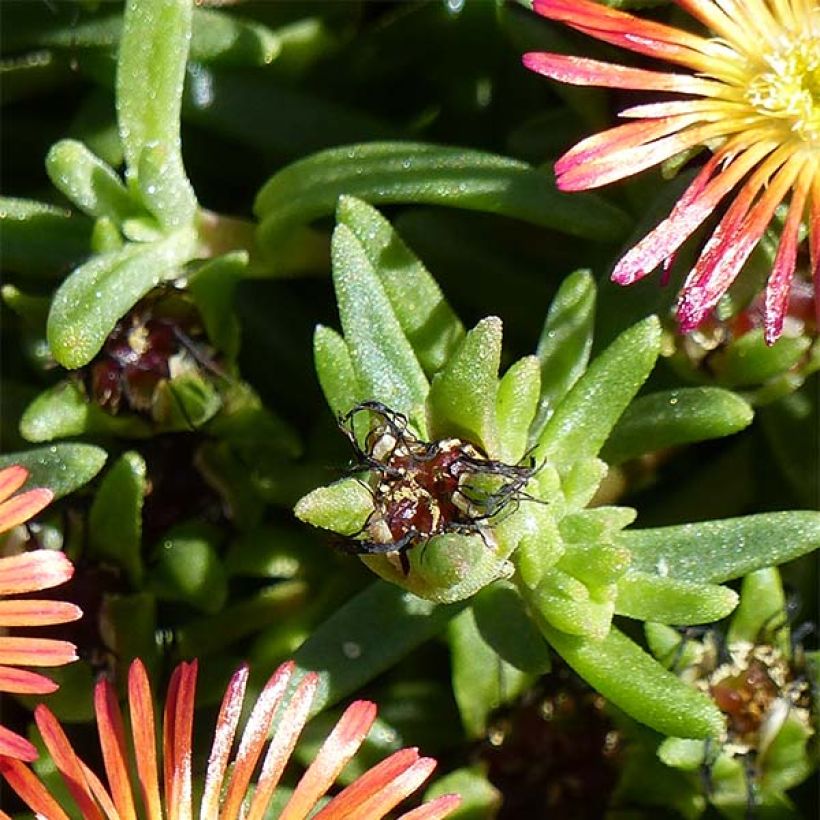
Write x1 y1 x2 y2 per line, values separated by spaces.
0 657 461 819
0 465 81 762
524 0 819 344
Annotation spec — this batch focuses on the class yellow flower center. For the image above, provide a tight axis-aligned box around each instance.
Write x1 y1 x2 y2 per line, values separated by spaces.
746 33 820 146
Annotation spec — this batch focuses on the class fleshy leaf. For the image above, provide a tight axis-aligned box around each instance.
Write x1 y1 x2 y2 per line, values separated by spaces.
424 768 501 819
88 451 146 586
187 251 246 360
712 330 811 388
602 388 754 465
116 0 197 228
332 223 429 427
255 142 632 260
294 477 373 537
532 269 595 438
427 317 502 453
0 444 107 499
293 580 468 715
148 522 228 614
336 196 464 376
47 229 196 368
495 356 540 464
622 512 820 584
538 623 725 739
726 567 789 653
45 139 141 225
615 572 738 624
314 325 360 419
471 582 552 675
449 607 533 738
535 316 661 470
0 197 93 278
361 532 515 605
21 381 152 442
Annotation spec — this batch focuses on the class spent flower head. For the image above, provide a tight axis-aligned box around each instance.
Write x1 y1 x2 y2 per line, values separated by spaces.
644 568 817 816
523 0 820 344
0 657 460 819
0 465 81 761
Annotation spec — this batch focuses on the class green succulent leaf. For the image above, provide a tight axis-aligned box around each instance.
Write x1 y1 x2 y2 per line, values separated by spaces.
45 139 141 225
532 269 596 438
615 572 739 624
116 0 197 228
152 373 222 430
0 197 93 278
495 356 540 464
535 315 661 470
362 532 515 605
336 196 464 376
602 387 754 465
622 512 820 584
712 329 811 388
0 444 107 499
88 451 146 586
294 477 373 537
314 325 360 419
20 381 152 442
187 251 247 360
332 222 429 426
148 522 228 614
530 568 615 640
449 607 534 738
471 581 552 675
428 317 502 453
425 768 501 819
727 567 789 653
47 228 196 368
293 580 468 715
254 142 632 263
190 7 281 66
539 622 725 739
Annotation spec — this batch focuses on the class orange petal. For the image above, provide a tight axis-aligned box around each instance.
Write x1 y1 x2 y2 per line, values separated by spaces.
556 113 706 175
35 704 106 819
279 700 378 820
0 466 28 504
343 757 438 820
314 748 421 819
0 723 38 762
0 664 59 694
522 52 725 96
557 119 744 191
0 550 74 595
95 677 138 820
810 174 820 326
0 599 82 627
163 660 197 820
0 488 53 533
531 0 734 73
0 756 70 818
200 663 249 818
397 794 462 820
128 658 163 820
246 672 319 820
0 636 78 668
764 165 814 344
220 660 296 820
611 139 777 285
679 155 802 330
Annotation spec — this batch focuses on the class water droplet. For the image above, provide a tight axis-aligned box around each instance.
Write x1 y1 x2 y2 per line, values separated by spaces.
342 641 362 659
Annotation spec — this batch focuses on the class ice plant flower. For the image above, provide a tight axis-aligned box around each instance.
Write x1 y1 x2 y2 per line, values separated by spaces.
0 657 461 819
523 0 820 343
0 465 81 762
